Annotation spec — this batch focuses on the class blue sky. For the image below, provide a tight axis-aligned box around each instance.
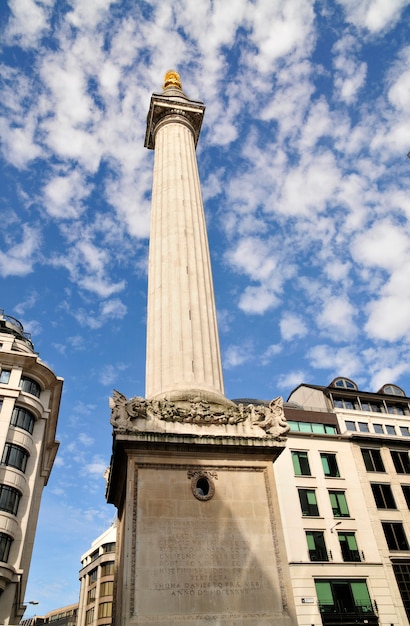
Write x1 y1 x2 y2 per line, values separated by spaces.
1 0 410 614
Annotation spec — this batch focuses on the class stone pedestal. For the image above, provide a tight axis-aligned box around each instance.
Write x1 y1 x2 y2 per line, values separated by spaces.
106 395 296 626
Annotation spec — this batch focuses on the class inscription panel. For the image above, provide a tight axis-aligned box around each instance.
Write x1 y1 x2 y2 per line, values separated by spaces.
131 464 287 624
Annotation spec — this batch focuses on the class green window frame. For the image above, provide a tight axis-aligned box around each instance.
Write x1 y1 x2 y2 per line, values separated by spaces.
298 489 319 516
321 452 340 477
292 451 311 476
329 490 350 517
306 531 328 561
338 532 361 562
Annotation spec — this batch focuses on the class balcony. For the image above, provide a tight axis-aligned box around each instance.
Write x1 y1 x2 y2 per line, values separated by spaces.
318 599 378 626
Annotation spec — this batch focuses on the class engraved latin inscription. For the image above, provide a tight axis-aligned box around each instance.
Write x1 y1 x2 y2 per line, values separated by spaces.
133 466 283 620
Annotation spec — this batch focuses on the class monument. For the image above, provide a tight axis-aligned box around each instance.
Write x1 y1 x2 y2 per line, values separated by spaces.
106 71 296 626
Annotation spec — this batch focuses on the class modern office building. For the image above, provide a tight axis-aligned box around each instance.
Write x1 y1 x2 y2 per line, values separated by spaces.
0 311 63 624
20 603 78 626
77 523 116 626
273 377 410 626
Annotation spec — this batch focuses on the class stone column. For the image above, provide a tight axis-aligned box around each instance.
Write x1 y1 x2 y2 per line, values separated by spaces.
144 72 226 405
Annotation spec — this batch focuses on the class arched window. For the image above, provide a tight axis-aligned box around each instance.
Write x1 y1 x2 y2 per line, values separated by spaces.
1 443 29 472
11 406 35 434
19 376 41 398
381 384 405 397
332 377 358 390
0 484 22 515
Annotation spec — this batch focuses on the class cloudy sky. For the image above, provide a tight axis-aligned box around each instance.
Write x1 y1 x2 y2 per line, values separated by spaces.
1 0 410 614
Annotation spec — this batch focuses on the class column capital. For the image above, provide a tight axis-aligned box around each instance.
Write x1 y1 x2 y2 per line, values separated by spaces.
144 92 205 150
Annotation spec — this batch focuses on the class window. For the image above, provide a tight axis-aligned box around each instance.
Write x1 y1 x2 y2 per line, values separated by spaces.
1 443 29 472
345 420 356 431
402 486 410 509
315 579 374 615
358 422 369 432
334 398 358 410
85 608 94 624
392 562 410 621
391 450 410 474
0 484 21 515
400 427 410 437
292 451 311 476
90 549 99 562
89 568 98 582
306 531 328 561
334 378 357 390
100 581 114 596
87 587 96 604
338 532 361 562
98 602 112 618
101 561 115 577
386 425 397 435
298 489 319 516
11 407 35 434
321 453 340 477
371 483 396 509
329 490 350 517
361 401 384 412
0 532 13 562
19 376 41 397
387 405 406 415
361 448 385 472
102 542 115 553
383 384 405 396
287 421 337 435
0 370 11 384
382 522 409 550
373 424 384 434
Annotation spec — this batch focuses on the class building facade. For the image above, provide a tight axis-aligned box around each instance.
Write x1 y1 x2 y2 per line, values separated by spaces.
20 603 78 626
273 377 410 626
77 523 116 626
0 311 63 624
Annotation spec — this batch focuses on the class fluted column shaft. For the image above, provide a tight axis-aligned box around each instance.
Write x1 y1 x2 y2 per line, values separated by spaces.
145 111 224 402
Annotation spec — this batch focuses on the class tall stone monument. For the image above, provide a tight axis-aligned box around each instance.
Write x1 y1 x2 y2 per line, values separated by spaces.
106 71 295 626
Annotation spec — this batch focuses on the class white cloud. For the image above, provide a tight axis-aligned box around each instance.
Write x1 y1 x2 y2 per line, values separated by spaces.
336 0 410 33
280 313 308 341
365 295 410 341
224 342 253 368
308 344 362 377
0 224 41 277
239 285 279 315
332 34 367 104
277 370 307 390
43 171 93 219
78 433 94 447
99 362 128 386
4 0 51 48
0 116 43 168
84 456 108 477
351 220 409 271
317 296 357 339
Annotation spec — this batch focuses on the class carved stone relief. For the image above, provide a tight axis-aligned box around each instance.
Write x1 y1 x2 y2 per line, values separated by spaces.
109 391 289 441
